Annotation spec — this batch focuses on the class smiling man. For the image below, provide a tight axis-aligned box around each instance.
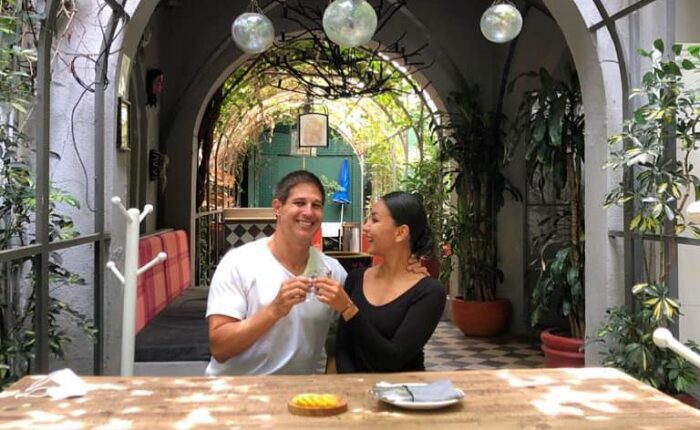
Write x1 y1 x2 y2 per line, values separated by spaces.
205 170 348 375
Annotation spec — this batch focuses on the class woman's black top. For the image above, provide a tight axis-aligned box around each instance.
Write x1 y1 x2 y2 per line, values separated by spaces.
335 267 446 373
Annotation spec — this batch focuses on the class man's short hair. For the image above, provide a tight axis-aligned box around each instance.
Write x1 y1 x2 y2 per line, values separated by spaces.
274 170 325 204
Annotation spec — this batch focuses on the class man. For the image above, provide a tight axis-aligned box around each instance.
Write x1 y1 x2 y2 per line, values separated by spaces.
205 170 348 375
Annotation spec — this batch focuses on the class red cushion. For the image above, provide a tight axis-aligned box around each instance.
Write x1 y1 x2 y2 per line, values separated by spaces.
161 230 191 299
136 236 167 333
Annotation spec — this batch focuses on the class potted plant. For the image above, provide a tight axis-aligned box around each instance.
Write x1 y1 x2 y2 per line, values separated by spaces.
511 68 585 366
440 86 521 336
600 39 700 403
400 138 450 280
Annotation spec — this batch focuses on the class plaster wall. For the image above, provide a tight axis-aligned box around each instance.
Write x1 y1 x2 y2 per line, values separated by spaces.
45 1 118 375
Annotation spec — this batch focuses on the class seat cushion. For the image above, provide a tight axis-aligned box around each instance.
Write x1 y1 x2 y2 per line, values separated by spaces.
136 236 168 333
161 230 192 300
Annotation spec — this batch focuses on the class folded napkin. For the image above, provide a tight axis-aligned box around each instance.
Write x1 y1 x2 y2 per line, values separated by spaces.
372 379 464 403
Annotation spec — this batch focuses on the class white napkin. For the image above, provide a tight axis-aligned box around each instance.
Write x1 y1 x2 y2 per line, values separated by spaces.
17 368 89 400
372 379 464 403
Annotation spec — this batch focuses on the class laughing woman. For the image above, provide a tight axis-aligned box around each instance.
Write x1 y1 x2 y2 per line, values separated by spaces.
333 191 446 373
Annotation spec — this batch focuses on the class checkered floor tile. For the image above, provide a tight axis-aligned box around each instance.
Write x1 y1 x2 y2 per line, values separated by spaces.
425 321 544 371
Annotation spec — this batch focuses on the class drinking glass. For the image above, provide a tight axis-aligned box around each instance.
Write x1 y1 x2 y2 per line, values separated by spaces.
306 269 332 302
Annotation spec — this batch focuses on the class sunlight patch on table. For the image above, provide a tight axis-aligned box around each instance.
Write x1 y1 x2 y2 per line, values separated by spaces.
208 379 234 392
248 395 270 403
174 408 216 430
94 418 132 429
27 410 65 422
175 392 232 403
531 384 635 418
0 390 19 399
87 383 127 392
121 407 141 414
497 369 554 387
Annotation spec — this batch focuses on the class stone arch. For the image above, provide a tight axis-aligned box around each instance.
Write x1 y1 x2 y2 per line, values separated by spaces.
543 0 624 364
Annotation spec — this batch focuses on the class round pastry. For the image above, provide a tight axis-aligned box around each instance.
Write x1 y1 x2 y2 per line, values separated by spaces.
288 393 348 416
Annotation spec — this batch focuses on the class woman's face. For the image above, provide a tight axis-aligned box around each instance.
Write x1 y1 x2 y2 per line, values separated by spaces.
362 199 406 256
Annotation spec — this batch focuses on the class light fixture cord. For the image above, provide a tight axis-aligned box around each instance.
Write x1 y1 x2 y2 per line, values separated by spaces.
249 0 263 13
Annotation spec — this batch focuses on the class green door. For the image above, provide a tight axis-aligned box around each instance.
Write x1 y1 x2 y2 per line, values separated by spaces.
249 126 361 223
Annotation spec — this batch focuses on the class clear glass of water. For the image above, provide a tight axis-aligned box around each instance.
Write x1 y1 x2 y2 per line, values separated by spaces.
306 269 332 302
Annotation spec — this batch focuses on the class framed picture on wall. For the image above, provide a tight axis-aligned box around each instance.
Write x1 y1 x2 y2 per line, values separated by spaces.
298 112 328 148
117 98 131 151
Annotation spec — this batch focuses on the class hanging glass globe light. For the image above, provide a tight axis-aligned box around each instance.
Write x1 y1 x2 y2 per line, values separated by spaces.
322 0 378 48
480 1 522 43
231 12 275 54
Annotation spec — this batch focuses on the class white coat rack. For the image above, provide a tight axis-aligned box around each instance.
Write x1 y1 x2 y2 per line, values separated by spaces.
653 328 700 368
106 197 167 376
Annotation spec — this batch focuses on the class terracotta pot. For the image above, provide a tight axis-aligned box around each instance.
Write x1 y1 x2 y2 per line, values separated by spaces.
540 328 584 368
672 393 697 408
451 297 511 337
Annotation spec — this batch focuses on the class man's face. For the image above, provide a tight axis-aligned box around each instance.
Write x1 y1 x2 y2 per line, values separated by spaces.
272 182 324 245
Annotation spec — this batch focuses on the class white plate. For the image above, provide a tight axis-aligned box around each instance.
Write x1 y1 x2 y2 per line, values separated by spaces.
372 383 464 410
380 395 464 410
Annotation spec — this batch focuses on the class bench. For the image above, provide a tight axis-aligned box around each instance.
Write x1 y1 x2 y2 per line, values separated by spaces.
136 229 192 333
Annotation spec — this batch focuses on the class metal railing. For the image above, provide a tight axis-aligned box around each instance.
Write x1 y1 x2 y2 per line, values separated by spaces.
194 209 225 287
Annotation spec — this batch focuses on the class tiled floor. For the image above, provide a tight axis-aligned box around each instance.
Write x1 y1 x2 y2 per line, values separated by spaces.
425 321 544 371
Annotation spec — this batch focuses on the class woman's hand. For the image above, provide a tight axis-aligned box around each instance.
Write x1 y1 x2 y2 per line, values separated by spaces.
407 255 429 276
314 276 351 313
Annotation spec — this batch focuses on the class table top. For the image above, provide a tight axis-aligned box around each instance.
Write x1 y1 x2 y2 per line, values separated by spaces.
1 367 698 429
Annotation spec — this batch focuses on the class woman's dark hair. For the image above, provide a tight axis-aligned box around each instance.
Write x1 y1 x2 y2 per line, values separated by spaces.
381 191 434 258
274 170 325 204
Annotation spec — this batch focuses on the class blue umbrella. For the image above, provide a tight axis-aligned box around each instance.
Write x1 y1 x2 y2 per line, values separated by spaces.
332 159 351 205
332 159 351 248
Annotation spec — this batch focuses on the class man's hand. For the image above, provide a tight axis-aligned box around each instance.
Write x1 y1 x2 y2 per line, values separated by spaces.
209 276 311 363
407 255 430 276
270 276 310 318
315 276 351 313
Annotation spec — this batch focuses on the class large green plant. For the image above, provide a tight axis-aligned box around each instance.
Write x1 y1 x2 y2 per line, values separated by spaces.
600 39 700 394
512 69 585 339
0 3 95 388
400 137 448 260
440 87 520 301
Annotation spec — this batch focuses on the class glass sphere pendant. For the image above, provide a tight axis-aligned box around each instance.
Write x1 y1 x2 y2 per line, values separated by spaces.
322 0 378 48
480 2 522 43
231 12 275 54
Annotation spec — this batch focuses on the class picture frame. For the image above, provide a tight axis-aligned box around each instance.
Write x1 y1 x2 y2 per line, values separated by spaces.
117 98 131 151
298 112 329 148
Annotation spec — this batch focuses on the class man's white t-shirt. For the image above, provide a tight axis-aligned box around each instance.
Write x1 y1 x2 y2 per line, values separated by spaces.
205 237 347 375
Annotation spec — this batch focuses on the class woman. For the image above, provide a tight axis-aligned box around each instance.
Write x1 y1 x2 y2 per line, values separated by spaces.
331 191 445 373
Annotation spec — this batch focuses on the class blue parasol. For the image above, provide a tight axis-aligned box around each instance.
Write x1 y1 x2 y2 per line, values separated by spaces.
332 159 351 205
332 159 351 248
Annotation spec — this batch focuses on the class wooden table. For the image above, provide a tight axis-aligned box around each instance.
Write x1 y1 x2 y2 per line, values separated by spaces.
1 368 698 429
